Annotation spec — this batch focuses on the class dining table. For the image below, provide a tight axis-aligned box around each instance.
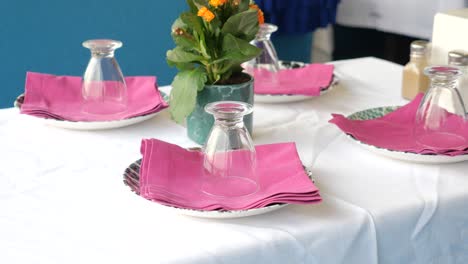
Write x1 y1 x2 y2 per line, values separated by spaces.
1 57 467 264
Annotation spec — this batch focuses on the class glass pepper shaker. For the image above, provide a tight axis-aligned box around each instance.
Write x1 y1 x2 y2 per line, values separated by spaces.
448 50 468 107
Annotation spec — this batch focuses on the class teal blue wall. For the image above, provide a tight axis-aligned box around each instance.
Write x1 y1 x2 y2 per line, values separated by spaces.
273 33 313 63
0 1 314 109
0 1 186 108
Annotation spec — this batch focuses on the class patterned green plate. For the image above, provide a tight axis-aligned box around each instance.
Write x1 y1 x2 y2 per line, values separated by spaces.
347 106 398 121
345 106 468 164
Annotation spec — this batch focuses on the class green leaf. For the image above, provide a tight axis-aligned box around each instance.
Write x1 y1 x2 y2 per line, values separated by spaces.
237 0 250 12
198 32 211 59
172 33 199 52
221 9 259 42
167 60 196 71
214 33 261 64
169 68 208 124
230 64 244 73
181 12 203 36
215 61 236 75
171 16 206 56
166 46 205 64
223 34 261 57
171 17 187 32
192 0 207 9
186 0 198 13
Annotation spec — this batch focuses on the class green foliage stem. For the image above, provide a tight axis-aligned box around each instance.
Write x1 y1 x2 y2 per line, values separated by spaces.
167 0 262 122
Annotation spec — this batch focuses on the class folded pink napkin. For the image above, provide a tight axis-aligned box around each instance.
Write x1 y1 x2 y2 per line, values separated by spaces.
20 72 168 121
329 93 468 156
254 64 334 96
139 139 321 211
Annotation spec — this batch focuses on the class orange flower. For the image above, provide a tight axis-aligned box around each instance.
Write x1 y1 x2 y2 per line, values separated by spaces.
209 0 227 8
249 4 264 24
197 6 215 22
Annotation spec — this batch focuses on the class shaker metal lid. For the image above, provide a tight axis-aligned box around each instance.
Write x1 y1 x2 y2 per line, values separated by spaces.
410 40 429 55
448 50 468 66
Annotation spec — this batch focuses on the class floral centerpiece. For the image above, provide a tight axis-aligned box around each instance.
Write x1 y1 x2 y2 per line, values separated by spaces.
167 0 264 141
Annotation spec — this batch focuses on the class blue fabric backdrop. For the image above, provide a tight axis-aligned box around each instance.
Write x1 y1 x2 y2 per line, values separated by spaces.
258 0 340 63
257 0 340 34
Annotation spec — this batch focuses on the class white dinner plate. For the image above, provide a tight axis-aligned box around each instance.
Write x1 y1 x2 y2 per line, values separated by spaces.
254 61 340 104
151 200 288 219
123 159 314 219
14 93 167 130
346 106 468 164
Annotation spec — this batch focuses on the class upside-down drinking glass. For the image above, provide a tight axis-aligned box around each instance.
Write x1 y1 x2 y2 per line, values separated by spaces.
243 23 280 86
202 101 258 198
82 39 128 116
414 66 468 149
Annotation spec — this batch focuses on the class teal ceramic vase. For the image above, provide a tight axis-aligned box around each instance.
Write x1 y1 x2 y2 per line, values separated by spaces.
187 74 254 145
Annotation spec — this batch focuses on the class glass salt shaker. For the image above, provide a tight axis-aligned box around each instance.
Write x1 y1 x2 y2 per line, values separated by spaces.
82 39 128 116
448 50 468 107
414 66 467 149
202 101 258 198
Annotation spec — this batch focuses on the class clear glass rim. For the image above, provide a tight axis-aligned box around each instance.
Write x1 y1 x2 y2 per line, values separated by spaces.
256 23 278 39
424 65 462 80
205 101 253 119
259 23 278 33
82 39 123 50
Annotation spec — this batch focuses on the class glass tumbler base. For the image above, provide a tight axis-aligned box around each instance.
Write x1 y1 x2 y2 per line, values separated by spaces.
416 132 467 149
81 101 127 116
202 176 259 198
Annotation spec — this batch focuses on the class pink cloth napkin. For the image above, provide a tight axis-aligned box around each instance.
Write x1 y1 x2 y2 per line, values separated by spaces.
329 93 468 156
254 64 334 96
20 72 168 121
139 139 321 211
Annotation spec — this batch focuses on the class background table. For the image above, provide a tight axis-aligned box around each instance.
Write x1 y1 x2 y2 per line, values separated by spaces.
336 0 465 39
1 58 467 264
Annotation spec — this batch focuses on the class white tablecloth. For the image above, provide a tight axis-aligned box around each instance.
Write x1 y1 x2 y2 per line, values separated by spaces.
1 57 467 263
